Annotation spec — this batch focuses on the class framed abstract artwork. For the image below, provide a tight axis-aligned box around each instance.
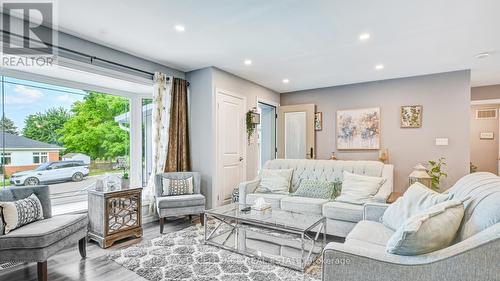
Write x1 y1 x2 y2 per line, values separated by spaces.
337 107 380 150
401 105 423 128
315 112 323 131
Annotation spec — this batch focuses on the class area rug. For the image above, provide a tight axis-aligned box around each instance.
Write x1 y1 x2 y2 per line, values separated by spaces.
108 223 321 281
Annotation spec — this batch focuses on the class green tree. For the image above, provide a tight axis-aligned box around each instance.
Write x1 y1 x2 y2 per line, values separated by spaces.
58 92 129 160
0 116 18 135
22 107 70 146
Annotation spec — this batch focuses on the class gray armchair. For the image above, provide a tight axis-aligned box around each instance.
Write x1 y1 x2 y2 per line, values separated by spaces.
154 172 206 233
0 185 88 281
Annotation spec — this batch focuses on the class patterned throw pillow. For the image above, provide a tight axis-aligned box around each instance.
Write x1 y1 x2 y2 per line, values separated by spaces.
162 177 194 196
293 179 336 199
0 194 44 234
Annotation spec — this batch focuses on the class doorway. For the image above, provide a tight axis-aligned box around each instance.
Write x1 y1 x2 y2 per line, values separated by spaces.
277 104 316 159
215 89 246 206
470 102 499 175
257 102 277 169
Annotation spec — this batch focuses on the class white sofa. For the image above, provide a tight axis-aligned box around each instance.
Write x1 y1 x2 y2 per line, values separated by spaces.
239 159 394 237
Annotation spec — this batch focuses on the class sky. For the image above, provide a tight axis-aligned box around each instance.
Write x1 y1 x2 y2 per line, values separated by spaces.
1 76 87 132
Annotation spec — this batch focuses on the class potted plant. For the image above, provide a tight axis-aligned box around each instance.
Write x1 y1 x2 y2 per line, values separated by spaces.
427 157 447 191
121 171 130 189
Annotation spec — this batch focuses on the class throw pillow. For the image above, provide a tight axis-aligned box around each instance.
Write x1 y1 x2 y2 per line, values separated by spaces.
0 207 4 236
0 194 44 234
335 171 386 204
386 199 465 255
382 182 453 231
162 177 194 196
293 179 336 199
255 169 293 194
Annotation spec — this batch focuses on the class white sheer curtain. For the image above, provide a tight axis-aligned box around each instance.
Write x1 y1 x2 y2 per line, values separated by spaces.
147 72 172 214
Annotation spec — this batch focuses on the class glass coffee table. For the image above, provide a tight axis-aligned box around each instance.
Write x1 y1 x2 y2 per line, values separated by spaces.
204 203 327 271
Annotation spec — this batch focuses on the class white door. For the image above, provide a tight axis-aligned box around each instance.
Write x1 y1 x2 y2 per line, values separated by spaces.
277 104 316 159
216 90 246 206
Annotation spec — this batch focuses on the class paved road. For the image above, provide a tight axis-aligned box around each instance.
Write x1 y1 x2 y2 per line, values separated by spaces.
9 173 121 204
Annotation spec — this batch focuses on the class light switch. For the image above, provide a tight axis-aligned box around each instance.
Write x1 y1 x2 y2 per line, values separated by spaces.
435 138 449 146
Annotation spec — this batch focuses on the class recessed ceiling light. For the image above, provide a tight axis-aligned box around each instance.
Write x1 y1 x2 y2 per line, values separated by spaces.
244 59 252 65
475 52 489 59
375 64 384 70
282 79 290 84
174 25 185 32
359 33 371 41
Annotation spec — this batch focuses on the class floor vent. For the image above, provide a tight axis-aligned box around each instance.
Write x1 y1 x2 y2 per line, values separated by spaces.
0 261 22 271
476 108 497 119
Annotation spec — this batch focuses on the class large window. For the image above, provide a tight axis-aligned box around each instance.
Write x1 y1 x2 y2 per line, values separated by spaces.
33 152 48 164
0 74 152 209
0 153 11 165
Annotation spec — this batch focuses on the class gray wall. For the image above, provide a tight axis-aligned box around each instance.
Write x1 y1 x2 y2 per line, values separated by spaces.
280 70 471 192
187 67 280 208
187 67 214 207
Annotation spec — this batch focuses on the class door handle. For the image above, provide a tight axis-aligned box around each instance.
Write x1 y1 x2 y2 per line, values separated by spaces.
239 157 244 162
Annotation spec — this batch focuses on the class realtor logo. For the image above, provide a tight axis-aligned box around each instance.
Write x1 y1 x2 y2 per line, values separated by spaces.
1 1 57 67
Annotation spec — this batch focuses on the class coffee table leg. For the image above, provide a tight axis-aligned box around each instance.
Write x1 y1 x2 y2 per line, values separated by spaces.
301 232 305 269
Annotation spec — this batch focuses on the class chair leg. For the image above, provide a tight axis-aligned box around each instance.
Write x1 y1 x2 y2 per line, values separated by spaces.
78 237 87 258
200 213 205 226
159 217 165 234
37 261 47 281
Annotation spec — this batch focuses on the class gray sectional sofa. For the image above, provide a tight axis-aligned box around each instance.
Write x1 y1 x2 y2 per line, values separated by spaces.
239 159 394 237
322 172 500 281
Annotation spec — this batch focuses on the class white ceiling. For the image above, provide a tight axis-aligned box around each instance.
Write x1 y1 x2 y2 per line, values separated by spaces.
55 0 500 92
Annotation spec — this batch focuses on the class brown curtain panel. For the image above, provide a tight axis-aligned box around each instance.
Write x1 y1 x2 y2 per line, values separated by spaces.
165 78 191 172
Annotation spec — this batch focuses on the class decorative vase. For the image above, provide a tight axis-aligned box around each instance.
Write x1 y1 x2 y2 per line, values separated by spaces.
121 178 130 189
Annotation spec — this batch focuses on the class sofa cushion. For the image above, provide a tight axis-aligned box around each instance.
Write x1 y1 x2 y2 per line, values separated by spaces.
382 182 453 231
246 193 289 209
335 171 385 204
345 220 395 247
255 169 294 194
445 172 500 241
280 196 329 215
263 159 385 192
322 201 364 222
0 194 44 234
293 179 336 199
157 194 205 209
0 213 88 250
387 200 464 255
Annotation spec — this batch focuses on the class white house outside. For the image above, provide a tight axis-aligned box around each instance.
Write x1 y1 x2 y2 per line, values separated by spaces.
0 132 64 176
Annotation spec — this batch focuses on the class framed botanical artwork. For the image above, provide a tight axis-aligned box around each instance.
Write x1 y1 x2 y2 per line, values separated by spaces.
315 112 323 131
337 107 380 150
401 105 423 128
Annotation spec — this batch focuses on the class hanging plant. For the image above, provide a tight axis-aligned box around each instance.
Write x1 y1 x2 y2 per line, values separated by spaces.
246 110 257 144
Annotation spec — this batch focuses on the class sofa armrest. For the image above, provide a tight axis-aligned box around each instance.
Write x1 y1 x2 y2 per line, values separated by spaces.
322 223 500 281
238 179 260 204
373 164 394 203
363 202 389 222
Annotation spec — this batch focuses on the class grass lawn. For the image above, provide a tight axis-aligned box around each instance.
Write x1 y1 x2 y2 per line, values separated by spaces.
89 169 121 177
0 179 12 188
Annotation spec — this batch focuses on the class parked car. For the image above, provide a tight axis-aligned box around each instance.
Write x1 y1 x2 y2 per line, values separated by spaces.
10 161 90 186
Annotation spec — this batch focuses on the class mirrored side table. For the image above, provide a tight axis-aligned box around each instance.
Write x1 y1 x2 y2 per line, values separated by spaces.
88 186 143 248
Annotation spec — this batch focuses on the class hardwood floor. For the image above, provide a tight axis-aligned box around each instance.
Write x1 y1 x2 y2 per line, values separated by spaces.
0 217 195 281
